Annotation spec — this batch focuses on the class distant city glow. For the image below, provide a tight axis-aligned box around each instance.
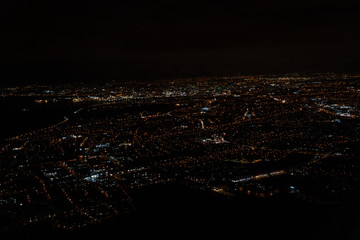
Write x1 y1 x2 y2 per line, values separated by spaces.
0 73 359 232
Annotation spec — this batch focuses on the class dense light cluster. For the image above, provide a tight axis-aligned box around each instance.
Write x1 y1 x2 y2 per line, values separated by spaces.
1 73 360 231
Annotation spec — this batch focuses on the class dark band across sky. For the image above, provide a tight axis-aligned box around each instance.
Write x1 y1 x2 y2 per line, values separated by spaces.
1 0 359 84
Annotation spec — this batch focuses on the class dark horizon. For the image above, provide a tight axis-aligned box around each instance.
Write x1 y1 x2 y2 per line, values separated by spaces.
1 0 360 85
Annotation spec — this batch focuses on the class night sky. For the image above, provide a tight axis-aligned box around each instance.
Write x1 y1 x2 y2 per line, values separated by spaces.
1 0 360 84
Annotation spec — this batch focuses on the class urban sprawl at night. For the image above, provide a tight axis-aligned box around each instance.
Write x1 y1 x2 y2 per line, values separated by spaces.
1 73 360 238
